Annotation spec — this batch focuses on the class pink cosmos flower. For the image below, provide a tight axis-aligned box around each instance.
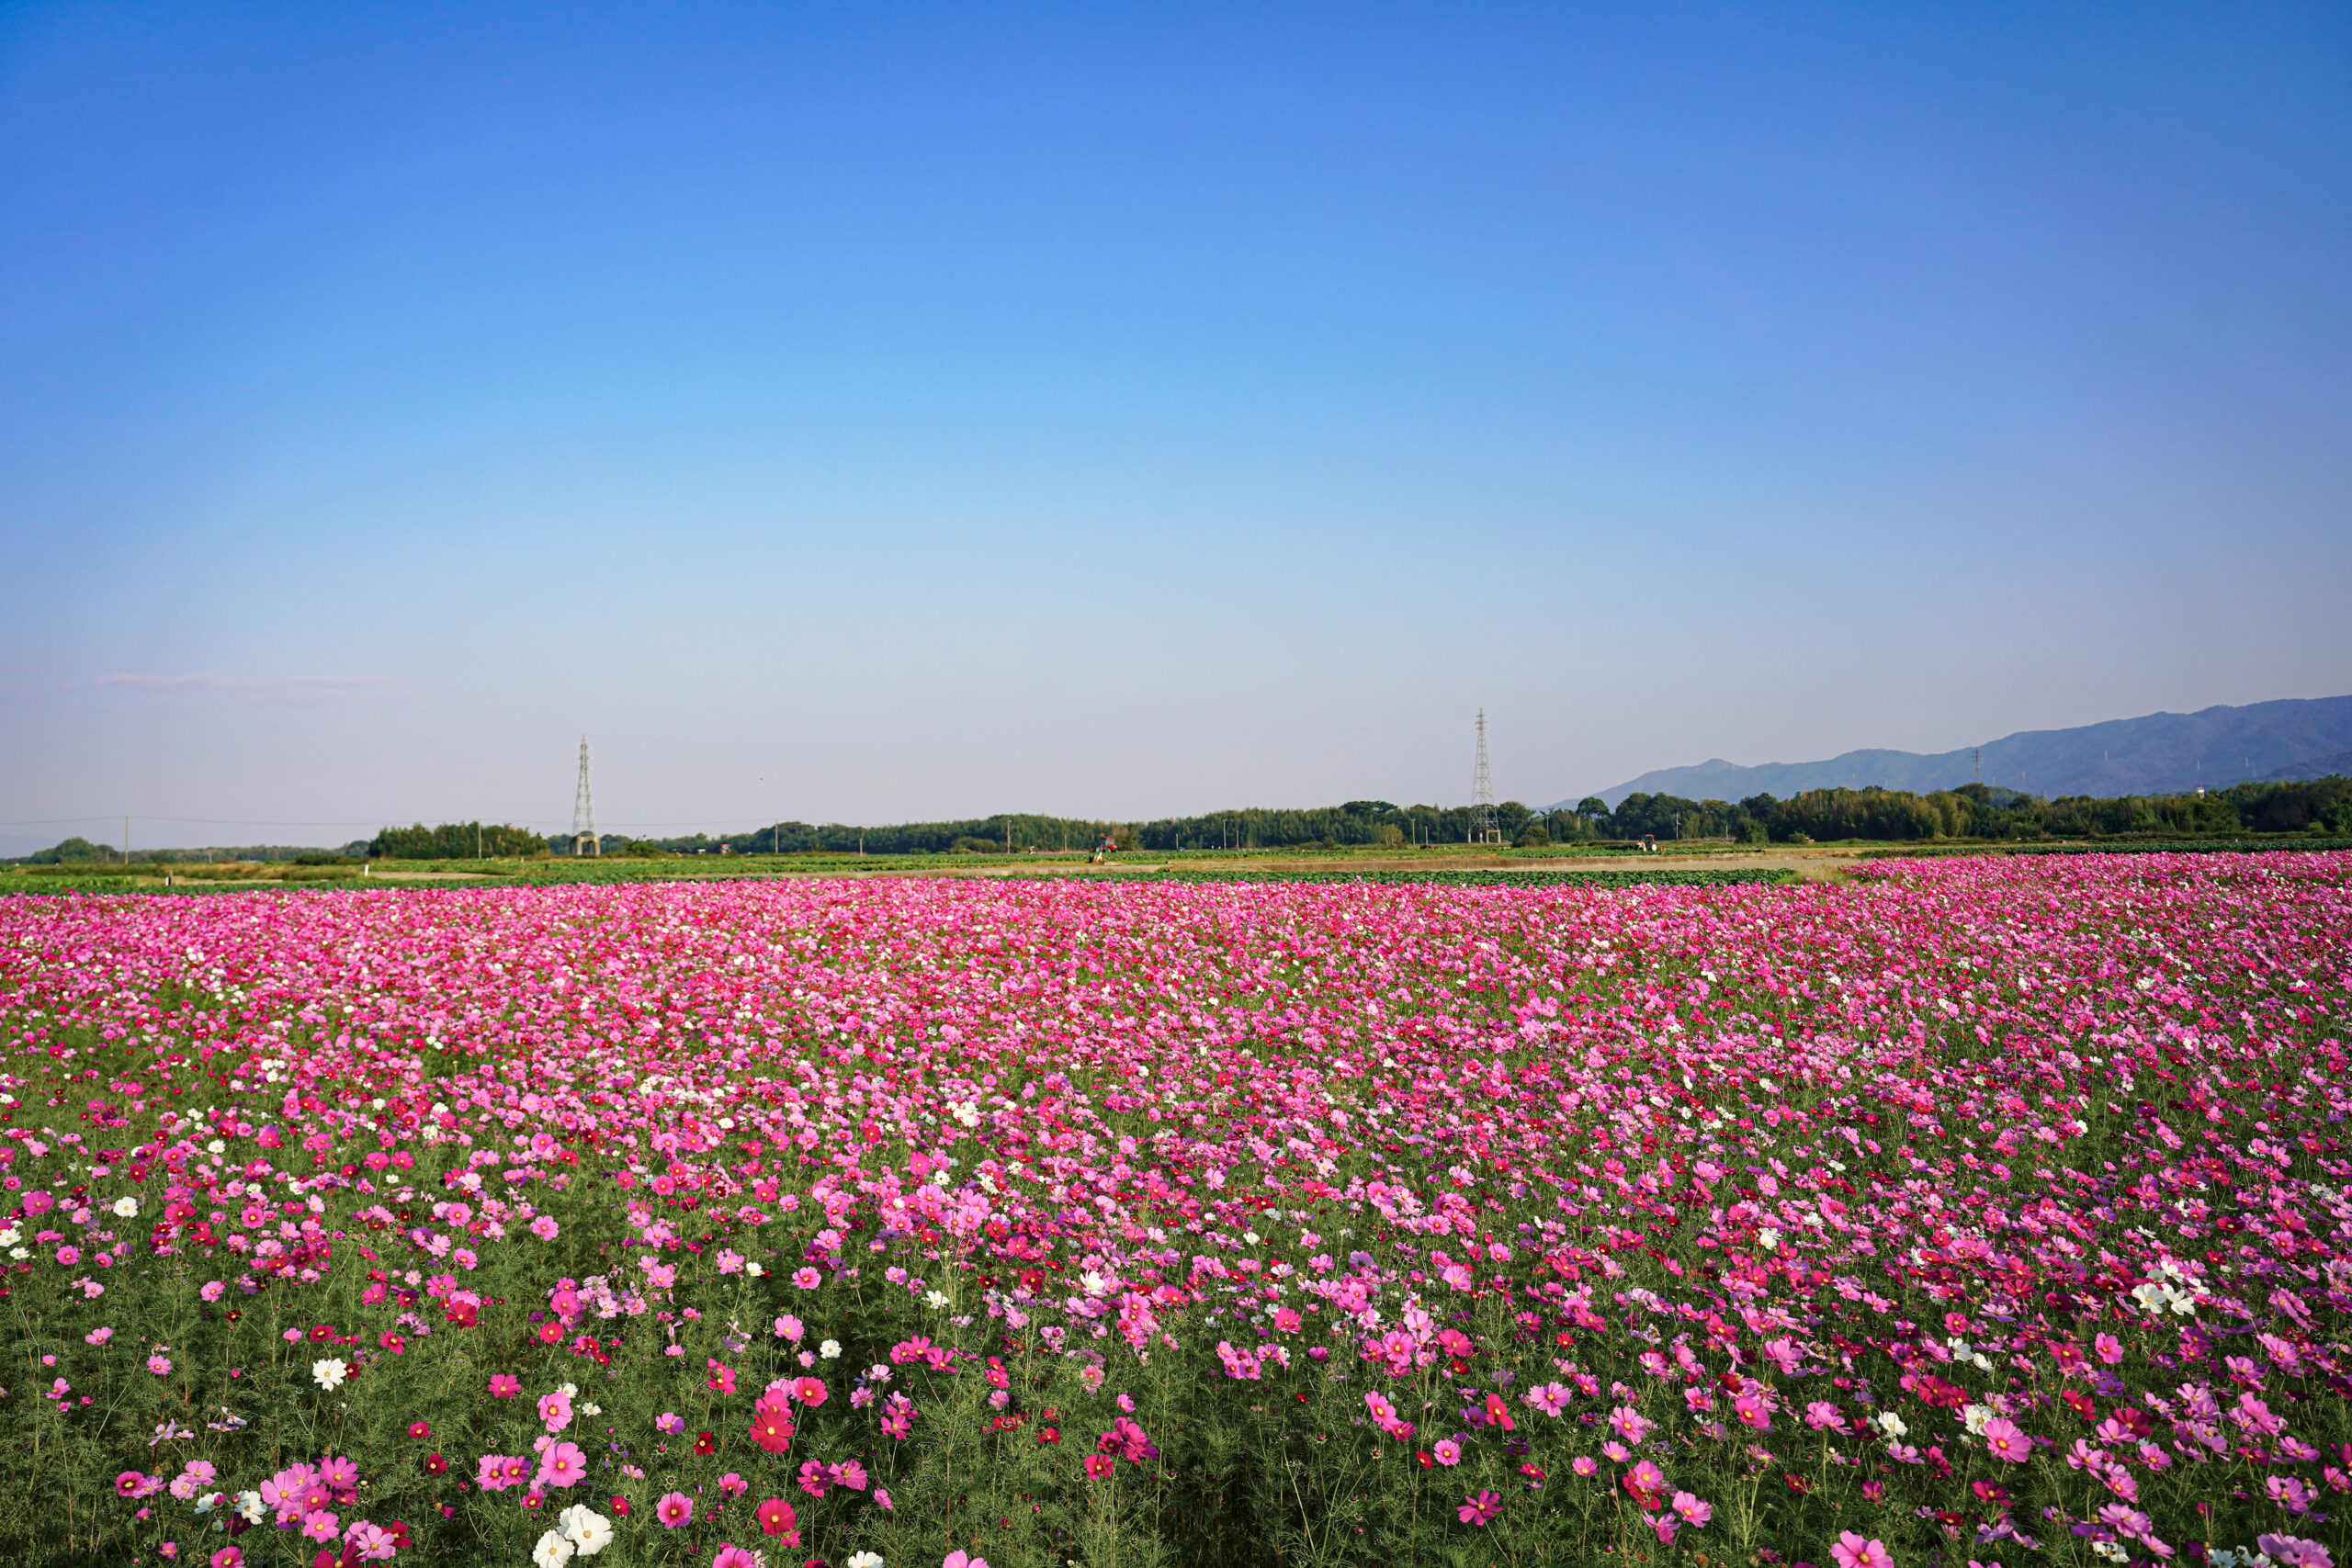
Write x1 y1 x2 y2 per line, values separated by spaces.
344 1521 399 1562
1457 1490 1500 1526
792 1268 822 1290
1431 1439 1461 1467
797 1461 832 1498
537 1441 587 1488
476 1455 527 1492
2256 1538 2333 1568
2268 1475 2314 1514
1982 1416 2030 1461
488 1374 521 1398
300 1511 339 1543
712 1549 760 1568
1571 1456 1598 1477
530 1216 560 1240
1084 1454 1114 1479
656 1412 686 1435
656 1492 694 1529
943 1553 991 1568
117 1471 159 1498
147 1355 173 1376
1732 1393 1770 1429
794 1376 829 1407
1831 1533 1894 1568
1804 1401 1845 1431
1610 1405 1652 1444
537 1390 573 1433
2094 1333 2124 1364
1523 1382 1569 1417
1671 1491 1712 1528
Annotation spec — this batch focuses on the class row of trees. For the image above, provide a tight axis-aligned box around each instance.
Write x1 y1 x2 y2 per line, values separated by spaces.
19 840 375 865
368 822 551 860
427 775 2352 860
32 776 2343 868
1579 776 2352 845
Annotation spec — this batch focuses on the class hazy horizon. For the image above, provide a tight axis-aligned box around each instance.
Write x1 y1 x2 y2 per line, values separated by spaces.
6 5 2349 849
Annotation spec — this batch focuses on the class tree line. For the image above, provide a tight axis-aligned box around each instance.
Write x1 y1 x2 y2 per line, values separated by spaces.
1585 775 2352 845
25 776 2344 866
564 775 2350 857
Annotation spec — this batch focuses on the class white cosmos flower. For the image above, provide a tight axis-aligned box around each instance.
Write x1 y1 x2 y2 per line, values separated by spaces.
558 1504 613 1555
820 1339 842 1359
112 1197 140 1218
311 1358 348 1392
1876 1411 1908 1438
847 1554 885 1568
924 1291 949 1309
533 1528 578 1566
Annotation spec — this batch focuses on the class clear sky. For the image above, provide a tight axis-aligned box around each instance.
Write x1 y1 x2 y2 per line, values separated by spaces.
4 3 2348 848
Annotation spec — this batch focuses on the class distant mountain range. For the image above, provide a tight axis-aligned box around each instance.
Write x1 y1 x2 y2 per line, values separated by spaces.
1562 695 2352 810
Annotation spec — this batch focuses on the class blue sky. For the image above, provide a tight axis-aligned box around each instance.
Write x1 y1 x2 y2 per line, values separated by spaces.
3 2 2348 847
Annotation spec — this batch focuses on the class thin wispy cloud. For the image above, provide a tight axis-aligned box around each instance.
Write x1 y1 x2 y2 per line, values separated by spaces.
92 673 396 705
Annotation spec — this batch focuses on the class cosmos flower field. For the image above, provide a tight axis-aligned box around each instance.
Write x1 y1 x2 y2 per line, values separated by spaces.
1 855 2348 1568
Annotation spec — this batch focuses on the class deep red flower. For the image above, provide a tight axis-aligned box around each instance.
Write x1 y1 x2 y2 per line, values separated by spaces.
1036 1427 1060 1445
749 1398 796 1454
757 1496 798 1539
407 1421 430 1439
424 1454 447 1475
695 1431 718 1456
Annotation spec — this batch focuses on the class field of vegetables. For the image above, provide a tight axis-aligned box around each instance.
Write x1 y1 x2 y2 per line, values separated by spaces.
0 853 2346 1568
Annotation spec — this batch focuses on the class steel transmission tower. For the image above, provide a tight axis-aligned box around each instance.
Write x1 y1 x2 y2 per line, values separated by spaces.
571 736 600 856
1472 709 1501 844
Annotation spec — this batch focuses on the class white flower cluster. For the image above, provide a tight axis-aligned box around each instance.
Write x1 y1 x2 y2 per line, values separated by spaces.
2130 1279 2199 1315
534 1504 614 1565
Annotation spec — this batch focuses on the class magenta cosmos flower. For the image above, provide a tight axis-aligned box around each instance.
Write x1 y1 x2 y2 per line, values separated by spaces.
656 1492 694 1528
1831 1534 1894 1568
536 1442 587 1488
1982 1416 2030 1461
1458 1490 1500 1526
